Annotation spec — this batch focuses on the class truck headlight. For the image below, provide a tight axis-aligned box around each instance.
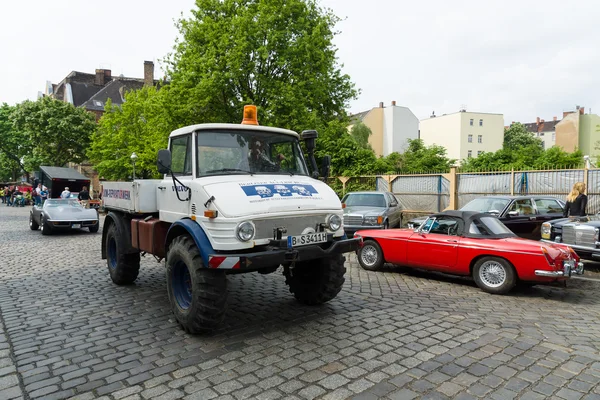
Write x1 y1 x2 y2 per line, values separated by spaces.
236 221 255 242
327 214 342 231
541 222 551 237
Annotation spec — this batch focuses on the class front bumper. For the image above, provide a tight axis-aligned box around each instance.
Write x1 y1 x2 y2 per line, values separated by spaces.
535 261 585 277
541 239 600 255
344 225 384 235
207 237 361 270
49 220 98 229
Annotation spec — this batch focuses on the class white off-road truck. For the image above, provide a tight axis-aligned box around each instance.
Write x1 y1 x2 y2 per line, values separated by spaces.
100 106 359 333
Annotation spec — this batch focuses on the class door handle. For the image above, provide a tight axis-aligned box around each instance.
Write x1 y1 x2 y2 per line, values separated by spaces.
445 239 458 243
529 217 537 221
158 186 166 190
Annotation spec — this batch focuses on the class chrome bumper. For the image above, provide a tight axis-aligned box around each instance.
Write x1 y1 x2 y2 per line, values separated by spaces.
535 261 585 277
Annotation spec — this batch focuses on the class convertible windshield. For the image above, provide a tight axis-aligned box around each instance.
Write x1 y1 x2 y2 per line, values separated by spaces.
342 193 386 207
196 130 309 176
462 198 510 214
44 199 82 208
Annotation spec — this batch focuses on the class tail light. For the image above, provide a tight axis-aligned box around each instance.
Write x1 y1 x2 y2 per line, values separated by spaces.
541 247 555 266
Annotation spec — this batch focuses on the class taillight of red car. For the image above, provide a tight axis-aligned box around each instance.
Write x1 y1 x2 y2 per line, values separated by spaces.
541 247 557 267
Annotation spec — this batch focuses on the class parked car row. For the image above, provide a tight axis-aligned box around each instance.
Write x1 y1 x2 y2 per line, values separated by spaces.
342 191 585 295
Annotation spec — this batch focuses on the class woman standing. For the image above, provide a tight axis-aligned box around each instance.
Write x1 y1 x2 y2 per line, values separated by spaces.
563 182 588 217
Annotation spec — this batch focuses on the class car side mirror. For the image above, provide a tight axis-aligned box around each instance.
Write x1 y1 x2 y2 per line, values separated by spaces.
390 202 398 207
157 149 172 174
507 210 519 217
488 209 500 215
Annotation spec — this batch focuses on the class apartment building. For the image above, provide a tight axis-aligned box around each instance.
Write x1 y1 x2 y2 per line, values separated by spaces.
419 110 504 160
348 101 419 157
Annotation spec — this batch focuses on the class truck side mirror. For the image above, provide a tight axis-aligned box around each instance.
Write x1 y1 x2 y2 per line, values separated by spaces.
157 149 172 174
321 155 331 180
301 130 319 177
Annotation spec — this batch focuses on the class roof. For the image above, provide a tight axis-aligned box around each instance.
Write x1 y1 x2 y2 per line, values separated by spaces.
81 79 145 111
170 123 299 138
429 210 516 239
420 110 503 122
349 110 370 123
39 166 90 181
69 82 103 107
521 120 560 133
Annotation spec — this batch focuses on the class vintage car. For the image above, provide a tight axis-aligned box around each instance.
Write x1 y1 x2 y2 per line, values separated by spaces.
541 216 600 261
407 196 566 240
29 199 100 235
341 191 402 235
355 210 583 294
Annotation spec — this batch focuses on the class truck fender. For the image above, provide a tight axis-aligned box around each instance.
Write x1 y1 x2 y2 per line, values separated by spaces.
165 218 214 265
101 211 137 259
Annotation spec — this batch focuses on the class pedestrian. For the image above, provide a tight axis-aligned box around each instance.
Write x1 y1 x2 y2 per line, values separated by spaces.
34 183 42 206
40 186 48 205
563 182 587 218
60 186 71 199
78 186 90 208
0 187 4 204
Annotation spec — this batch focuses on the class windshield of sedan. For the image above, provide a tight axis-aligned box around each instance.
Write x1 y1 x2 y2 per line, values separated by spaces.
44 199 82 208
468 217 514 237
461 198 510 214
195 130 309 176
341 193 386 207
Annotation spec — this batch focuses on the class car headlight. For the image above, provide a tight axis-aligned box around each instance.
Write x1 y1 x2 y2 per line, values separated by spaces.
327 214 342 231
236 221 255 242
364 216 384 225
541 222 551 236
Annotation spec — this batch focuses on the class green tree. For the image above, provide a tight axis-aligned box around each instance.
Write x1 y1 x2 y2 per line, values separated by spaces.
503 122 543 151
164 0 357 131
0 103 30 179
88 87 174 180
11 97 96 170
349 122 372 150
395 139 455 172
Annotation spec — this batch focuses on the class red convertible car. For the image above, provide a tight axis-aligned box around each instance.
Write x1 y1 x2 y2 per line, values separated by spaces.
354 211 584 294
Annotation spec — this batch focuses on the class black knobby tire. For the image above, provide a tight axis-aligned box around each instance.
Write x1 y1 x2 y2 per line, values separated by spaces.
283 254 346 305
29 213 39 230
166 235 228 333
105 223 140 285
357 239 384 271
89 223 99 233
40 215 52 236
472 256 516 294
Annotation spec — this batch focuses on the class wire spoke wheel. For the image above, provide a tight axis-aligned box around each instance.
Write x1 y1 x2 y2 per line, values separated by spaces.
361 244 379 267
479 260 507 288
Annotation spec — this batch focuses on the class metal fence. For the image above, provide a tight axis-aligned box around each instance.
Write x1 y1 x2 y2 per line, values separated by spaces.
328 167 600 214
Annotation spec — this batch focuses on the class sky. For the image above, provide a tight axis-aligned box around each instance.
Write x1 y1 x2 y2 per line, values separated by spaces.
1 0 599 124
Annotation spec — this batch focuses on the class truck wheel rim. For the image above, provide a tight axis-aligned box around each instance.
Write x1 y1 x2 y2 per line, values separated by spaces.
479 261 506 288
107 237 117 270
172 261 192 310
361 245 378 267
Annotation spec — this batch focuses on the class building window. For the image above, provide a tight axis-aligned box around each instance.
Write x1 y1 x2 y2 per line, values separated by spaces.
468 134 473 143
470 119 474 126
479 119 483 126
552 132 556 142
477 150 483 156
467 150 472 158
477 135 482 143
540 132 545 136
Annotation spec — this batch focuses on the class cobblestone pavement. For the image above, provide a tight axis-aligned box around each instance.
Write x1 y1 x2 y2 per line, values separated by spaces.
1 205 600 400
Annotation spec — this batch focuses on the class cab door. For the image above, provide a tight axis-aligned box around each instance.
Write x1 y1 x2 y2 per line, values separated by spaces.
157 133 194 223
406 216 462 270
500 198 539 239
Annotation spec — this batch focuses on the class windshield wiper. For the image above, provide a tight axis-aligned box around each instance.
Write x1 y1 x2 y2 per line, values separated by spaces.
205 168 253 175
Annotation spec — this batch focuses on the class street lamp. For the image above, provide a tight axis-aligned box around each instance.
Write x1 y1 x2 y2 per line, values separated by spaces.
131 152 138 180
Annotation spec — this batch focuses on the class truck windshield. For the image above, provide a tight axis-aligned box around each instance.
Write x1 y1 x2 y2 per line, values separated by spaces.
197 130 309 176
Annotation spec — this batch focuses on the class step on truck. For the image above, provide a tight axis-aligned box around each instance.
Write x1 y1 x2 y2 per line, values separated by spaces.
100 106 360 333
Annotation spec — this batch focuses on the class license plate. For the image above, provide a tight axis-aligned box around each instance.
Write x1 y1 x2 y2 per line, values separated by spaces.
72 224 81 229
288 232 327 247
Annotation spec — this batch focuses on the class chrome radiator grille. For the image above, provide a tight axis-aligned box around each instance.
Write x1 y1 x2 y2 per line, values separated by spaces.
344 215 363 226
562 225 596 246
254 215 327 239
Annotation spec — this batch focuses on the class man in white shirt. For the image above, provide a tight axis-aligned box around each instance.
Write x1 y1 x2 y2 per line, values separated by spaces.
60 187 71 199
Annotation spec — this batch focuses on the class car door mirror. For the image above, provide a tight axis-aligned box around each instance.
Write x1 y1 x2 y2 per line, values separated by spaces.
390 202 398 207
507 210 519 217
157 149 172 174
488 209 500 215
321 155 331 180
